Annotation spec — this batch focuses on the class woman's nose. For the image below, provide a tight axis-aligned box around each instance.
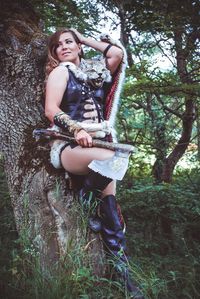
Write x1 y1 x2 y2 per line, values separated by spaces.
62 43 67 49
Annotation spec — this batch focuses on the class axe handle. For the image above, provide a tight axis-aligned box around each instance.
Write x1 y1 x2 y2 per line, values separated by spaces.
92 139 134 153
33 128 134 154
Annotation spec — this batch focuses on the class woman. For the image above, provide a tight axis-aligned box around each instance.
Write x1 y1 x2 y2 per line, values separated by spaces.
45 28 144 298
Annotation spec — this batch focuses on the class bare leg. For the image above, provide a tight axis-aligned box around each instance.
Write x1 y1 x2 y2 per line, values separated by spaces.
61 145 114 174
102 180 116 197
60 145 116 196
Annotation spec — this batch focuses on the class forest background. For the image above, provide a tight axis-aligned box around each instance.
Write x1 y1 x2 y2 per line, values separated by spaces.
0 0 200 298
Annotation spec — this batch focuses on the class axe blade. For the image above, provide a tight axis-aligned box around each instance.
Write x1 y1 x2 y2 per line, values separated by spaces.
88 149 130 181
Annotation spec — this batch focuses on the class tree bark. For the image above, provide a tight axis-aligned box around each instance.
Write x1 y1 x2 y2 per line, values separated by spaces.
196 103 200 160
160 29 196 183
0 0 104 274
144 94 168 184
161 98 194 182
117 4 134 67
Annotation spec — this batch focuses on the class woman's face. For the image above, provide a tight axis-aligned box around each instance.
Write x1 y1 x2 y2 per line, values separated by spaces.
56 32 81 65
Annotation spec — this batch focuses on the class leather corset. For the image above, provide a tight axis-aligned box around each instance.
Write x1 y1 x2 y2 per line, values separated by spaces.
60 69 105 123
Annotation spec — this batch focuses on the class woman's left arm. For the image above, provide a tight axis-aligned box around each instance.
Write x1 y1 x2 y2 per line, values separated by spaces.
70 29 123 74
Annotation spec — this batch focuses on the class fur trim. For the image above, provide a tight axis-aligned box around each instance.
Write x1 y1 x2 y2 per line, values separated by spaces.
80 58 112 83
59 59 112 83
100 34 127 142
77 120 111 133
50 140 67 169
59 61 87 81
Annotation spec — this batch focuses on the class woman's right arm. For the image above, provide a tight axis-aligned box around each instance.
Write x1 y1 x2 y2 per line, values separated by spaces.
45 66 68 122
45 66 93 147
70 29 123 74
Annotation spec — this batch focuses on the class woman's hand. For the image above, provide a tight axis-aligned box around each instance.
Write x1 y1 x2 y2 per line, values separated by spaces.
75 129 93 147
69 28 85 44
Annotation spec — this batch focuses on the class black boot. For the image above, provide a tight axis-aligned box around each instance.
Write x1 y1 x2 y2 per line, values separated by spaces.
100 195 145 299
79 170 112 232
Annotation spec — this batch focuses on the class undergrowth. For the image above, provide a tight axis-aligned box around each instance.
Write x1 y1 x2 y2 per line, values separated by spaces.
1 160 200 298
118 167 200 299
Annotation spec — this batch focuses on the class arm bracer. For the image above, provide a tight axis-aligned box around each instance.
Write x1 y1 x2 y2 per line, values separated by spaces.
54 112 82 135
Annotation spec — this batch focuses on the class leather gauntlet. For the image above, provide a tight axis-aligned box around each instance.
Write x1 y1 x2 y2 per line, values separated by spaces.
54 112 82 135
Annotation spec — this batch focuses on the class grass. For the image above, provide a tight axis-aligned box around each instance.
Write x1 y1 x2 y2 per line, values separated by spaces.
1 161 200 298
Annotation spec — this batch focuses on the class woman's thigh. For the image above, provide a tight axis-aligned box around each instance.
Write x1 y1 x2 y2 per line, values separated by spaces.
60 145 115 175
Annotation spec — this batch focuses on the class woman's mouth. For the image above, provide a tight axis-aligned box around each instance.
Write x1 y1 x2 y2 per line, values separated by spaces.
62 52 71 56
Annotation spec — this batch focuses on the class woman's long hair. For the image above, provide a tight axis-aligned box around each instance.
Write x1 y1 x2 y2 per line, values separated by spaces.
45 28 83 77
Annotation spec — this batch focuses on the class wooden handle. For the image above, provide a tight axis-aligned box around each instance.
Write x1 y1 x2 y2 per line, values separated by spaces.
33 129 135 154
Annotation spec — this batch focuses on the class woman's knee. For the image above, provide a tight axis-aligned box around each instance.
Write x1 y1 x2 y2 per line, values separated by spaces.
60 146 89 174
101 180 116 198
61 146 115 174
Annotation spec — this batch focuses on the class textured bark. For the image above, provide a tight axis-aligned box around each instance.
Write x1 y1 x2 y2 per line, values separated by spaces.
160 29 196 183
0 0 104 274
145 95 168 184
161 98 194 182
119 9 134 67
196 104 200 160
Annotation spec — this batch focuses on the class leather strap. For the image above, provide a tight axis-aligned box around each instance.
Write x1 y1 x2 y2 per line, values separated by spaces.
103 44 112 57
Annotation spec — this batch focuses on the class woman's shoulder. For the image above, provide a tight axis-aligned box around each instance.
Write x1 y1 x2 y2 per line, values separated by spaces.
48 64 69 81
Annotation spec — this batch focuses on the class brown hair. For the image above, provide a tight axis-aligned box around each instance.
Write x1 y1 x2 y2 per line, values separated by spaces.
45 28 83 76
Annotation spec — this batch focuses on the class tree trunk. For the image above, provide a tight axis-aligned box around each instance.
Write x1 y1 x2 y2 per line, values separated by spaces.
161 98 194 182
118 7 134 67
196 103 200 160
0 0 104 274
144 95 168 184
160 28 196 183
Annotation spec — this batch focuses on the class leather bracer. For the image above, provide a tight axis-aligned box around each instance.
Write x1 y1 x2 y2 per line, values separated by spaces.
54 112 82 135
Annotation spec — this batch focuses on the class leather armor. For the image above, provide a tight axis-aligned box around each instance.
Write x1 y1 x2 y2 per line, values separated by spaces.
60 69 105 123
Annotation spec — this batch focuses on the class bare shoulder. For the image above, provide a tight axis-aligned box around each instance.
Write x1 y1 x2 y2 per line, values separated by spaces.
47 65 69 83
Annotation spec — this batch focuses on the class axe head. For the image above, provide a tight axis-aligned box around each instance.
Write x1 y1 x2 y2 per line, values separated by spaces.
88 149 130 181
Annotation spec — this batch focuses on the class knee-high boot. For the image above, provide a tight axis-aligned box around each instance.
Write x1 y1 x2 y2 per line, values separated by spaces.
100 195 145 299
79 170 112 232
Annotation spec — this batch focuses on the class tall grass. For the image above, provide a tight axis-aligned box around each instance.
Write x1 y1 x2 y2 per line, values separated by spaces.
0 162 137 298
1 159 200 298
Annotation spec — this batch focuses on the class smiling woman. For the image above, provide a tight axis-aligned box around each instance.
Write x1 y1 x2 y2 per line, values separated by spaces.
43 28 144 298
55 32 82 64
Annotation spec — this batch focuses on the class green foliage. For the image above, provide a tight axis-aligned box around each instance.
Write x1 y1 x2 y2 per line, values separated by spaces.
32 0 102 35
1 159 200 298
0 162 20 298
98 0 200 182
105 0 199 33
118 168 200 298
0 165 131 299
1 0 200 296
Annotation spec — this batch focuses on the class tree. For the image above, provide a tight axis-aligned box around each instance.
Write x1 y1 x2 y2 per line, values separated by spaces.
0 0 104 273
98 0 200 182
34 0 102 35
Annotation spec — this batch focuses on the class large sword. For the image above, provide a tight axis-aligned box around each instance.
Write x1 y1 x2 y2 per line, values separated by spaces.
33 128 135 180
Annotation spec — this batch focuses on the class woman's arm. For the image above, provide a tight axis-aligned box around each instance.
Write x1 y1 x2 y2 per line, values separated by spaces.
70 29 123 74
45 66 68 122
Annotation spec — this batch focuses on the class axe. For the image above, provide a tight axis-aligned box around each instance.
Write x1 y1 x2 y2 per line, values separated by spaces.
33 128 135 180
